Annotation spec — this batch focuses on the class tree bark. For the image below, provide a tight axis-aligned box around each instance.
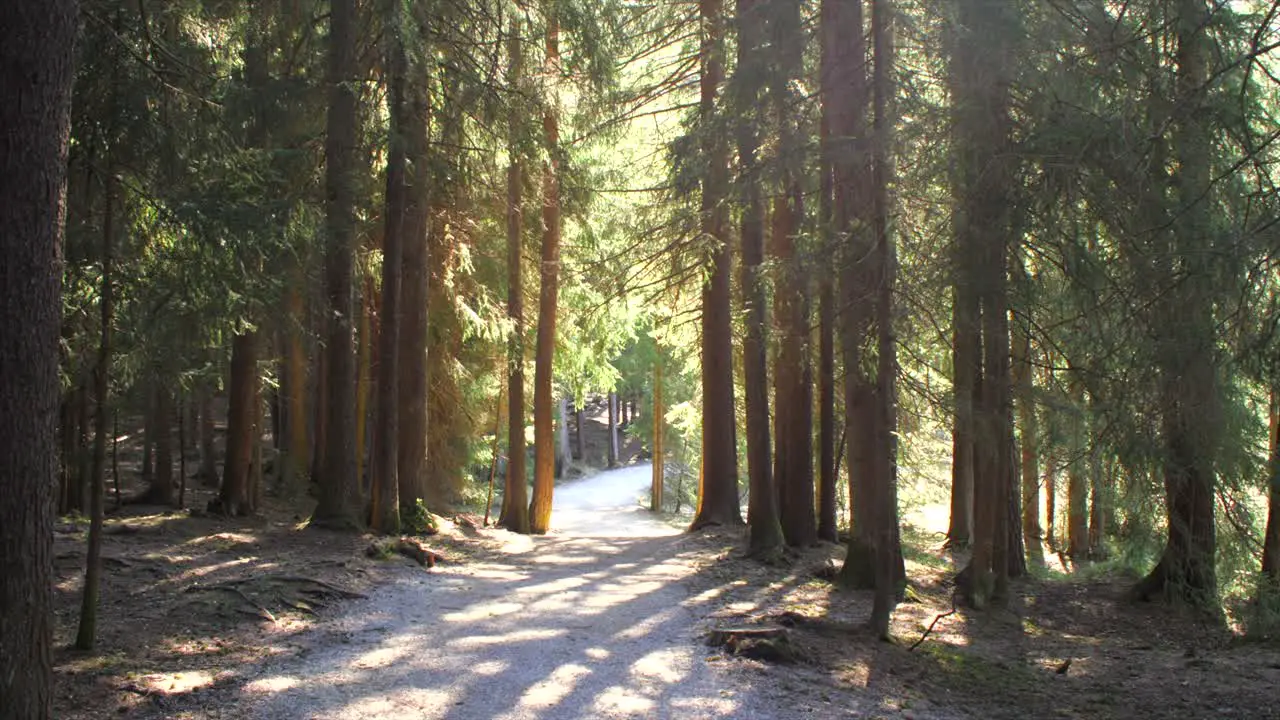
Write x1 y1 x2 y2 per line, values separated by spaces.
371 0 407 535
499 17 530 533
529 9 562 534
607 392 620 468
1263 387 1280 582
1012 300 1042 566
280 285 309 495
0 0 75 706
313 0 362 530
691 0 743 530
558 396 573 476
652 358 665 512
1067 381 1089 562
219 332 258 516
736 0 783 557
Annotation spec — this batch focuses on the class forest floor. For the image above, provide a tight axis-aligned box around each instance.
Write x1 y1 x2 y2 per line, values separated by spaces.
49 407 1280 719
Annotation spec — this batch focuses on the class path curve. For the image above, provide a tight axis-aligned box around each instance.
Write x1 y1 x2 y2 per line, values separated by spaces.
237 464 833 719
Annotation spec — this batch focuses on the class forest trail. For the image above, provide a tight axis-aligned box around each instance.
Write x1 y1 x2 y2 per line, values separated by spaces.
233 464 854 719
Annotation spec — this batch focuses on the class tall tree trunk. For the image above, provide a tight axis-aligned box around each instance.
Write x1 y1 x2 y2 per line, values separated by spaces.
1067 381 1089 561
199 389 217 485
652 358 665 512
772 0 815 549
280 284 309 495
830 0 879 588
371 0 407 535
0 0 75 706
313 0 362 530
220 332 258 516
355 276 374 497
1012 306 1042 565
557 396 573 476
77 147 116 652
500 17 530 533
869 0 904 637
574 405 585 460
529 9 562 534
691 0 743 530
736 0 783 557
396 52 430 518
816 0 839 546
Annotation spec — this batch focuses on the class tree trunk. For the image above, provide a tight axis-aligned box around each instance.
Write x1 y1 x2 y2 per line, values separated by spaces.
574 405 585 460
313 0 362 530
691 0 743 531
0 0 75 706
736 0 783 557
1263 387 1280 582
817 20 838 542
607 392 620 468
499 17 530 533
198 389 218 485
219 332 258 516
355 275 374 498
1012 306 1042 565
529 10 561 534
1067 382 1089 562
280 285 309 495
371 0 407 535
396 46 430 518
77 141 116 653
149 385 174 505
558 396 573 476
652 358 665 512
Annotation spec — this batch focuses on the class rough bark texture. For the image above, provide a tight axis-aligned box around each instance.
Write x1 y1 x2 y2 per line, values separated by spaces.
1012 303 1042 565
691 0 743 530
372 0 407 535
397 45 430 517
219 332 259 516
736 0 784 557
815 0 839 545
529 12 561 535
0 0 74 708
313 0 363 530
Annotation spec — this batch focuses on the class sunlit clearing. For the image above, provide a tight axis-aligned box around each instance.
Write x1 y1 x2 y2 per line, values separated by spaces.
243 675 300 694
517 662 591 709
449 627 566 649
141 670 214 694
629 648 684 683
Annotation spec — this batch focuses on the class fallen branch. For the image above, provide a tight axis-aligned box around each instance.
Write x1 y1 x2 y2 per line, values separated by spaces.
909 594 958 652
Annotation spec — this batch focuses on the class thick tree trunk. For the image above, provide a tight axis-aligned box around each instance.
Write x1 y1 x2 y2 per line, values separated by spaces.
736 0 783 557
817 28 838 542
355 276 374 496
499 18 530 533
219 332 258 516
371 0 407 535
0 0 75 706
397 54 430 518
313 0 362 530
280 285 309 495
691 0 742 530
529 12 561 534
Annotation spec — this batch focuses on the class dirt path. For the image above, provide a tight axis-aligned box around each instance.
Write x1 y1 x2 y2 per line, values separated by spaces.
232 465 846 719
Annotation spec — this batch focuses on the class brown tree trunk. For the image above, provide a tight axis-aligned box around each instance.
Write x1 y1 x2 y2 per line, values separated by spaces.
499 17 530 533
528 10 561 534
817 20 838 542
691 0 743 531
77 138 117 652
736 0 783 557
1067 381 1089 562
1012 305 1042 565
1 0 75 705
355 273 374 496
280 285 309 495
313 0 362 530
219 332 258 516
574 405 585 461
1263 388 1280 582
371 0 407 535
557 396 572 477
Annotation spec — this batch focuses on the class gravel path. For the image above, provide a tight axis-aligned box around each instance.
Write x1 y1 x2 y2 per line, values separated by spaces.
235 464 852 719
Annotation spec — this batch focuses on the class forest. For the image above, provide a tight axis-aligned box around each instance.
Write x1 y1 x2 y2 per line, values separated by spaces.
4 0 1280 717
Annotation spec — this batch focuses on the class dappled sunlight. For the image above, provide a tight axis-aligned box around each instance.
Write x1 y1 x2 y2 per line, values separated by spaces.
243 674 301 693
629 647 685 683
447 626 568 649
441 600 526 622
591 684 658 715
515 662 592 710
350 644 410 670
